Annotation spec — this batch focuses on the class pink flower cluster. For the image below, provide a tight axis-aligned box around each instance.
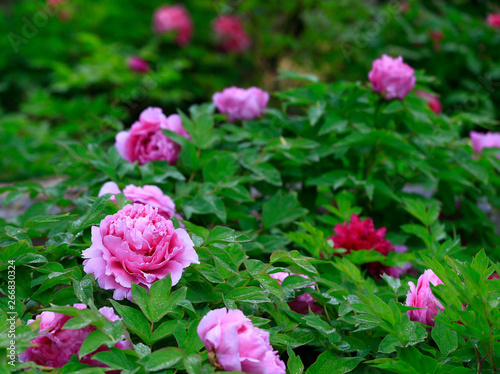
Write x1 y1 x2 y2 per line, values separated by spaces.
19 304 131 368
487 14 500 29
213 86 269 121
269 272 322 314
99 182 182 223
470 131 500 159
406 269 444 326
115 107 189 165
153 4 193 46
416 90 442 114
213 15 251 53
197 307 286 374
82 203 199 300
127 56 150 73
368 54 416 100
329 214 411 278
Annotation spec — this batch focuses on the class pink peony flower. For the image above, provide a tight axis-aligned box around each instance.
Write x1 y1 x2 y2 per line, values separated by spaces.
488 273 499 280
19 304 131 369
98 182 183 224
82 203 199 300
416 90 442 114
406 269 444 326
487 14 500 29
213 86 269 122
368 55 416 100
213 15 251 53
127 56 150 73
115 107 189 165
153 4 193 46
470 131 500 159
269 272 321 315
197 308 286 374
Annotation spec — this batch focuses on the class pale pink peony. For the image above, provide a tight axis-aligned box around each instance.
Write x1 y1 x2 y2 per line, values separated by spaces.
153 4 193 46
406 269 444 326
213 15 251 53
416 90 442 114
213 86 269 122
98 182 182 223
269 272 322 315
197 308 286 374
19 304 131 369
115 107 189 165
128 56 150 73
487 14 500 29
368 54 416 100
82 203 199 300
470 131 500 159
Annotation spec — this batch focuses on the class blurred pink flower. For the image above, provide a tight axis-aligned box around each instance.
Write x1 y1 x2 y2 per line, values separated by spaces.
470 131 500 159
82 203 199 300
416 90 442 114
19 304 131 368
368 55 416 100
213 86 269 121
153 4 193 46
197 307 286 374
406 269 444 326
487 14 500 29
213 15 251 53
127 56 150 73
269 272 322 314
115 107 189 165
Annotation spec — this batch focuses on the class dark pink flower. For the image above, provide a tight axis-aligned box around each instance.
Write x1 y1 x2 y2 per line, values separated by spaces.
269 272 322 314
153 4 193 46
368 55 416 100
487 14 500 29
18 304 131 368
128 56 150 73
213 15 251 53
82 203 199 300
115 107 189 165
197 308 286 374
416 90 442 114
213 86 269 121
470 131 500 159
406 269 444 326
489 273 499 280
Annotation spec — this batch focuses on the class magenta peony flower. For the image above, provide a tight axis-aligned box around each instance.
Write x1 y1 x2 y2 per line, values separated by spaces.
269 272 322 314
213 15 251 53
98 182 183 224
470 131 500 159
115 107 189 165
416 90 442 114
406 269 444 326
487 14 500 29
19 304 131 369
153 4 193 46
213 86 269 122
197 308 286 374
368 54 416 100
127 56 150 73
82 203 199 300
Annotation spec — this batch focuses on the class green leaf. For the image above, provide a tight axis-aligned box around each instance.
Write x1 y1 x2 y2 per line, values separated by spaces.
183 354 203 374
79 330 110 358
139 347 184 371
262 192 308 228
287 347 304 374
92 348 137 371
152 320 178 344
225 287 271 303
381 273 402 294
110 301 151 344
307 351 362 374
270 250 317 274
431 321 458 357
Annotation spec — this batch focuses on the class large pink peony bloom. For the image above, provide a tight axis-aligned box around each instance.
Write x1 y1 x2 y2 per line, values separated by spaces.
416 90 442 114
213 15 251 53
127 56 150 73
82 203 199 300
470 131 500 159
368 55 416 100
115 107 189 165
406 269 444 326
213 86 269 122
153 4 193 46
487 14 500 29
19 304 131 368
197 308 286 374
269 272 322 315
98 182 182 223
